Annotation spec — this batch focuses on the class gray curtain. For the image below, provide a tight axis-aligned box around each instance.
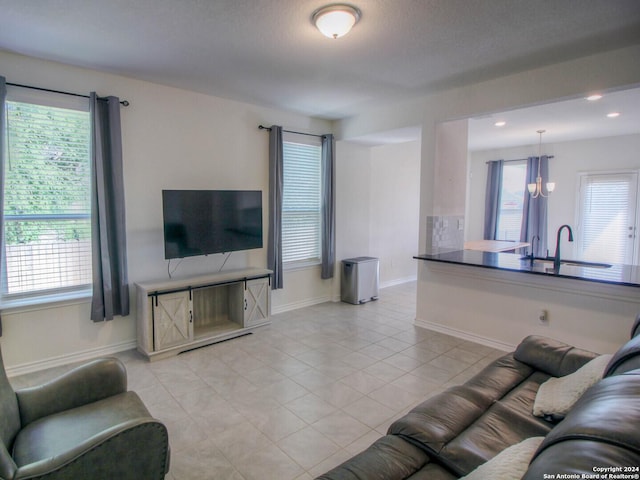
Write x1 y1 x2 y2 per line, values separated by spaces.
520 156 549 257
90 93 129 322
320 134 335 279
267 125 284 289
0 76 6 336
483 160 503 240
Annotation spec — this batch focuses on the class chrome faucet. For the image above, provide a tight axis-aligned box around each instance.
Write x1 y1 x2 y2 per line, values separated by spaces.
527 235 540 266
554 225 574 271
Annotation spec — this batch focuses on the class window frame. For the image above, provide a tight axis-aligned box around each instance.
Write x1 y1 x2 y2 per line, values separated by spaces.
495 160 527 242
575 169 639 265
281 132 323 270
1 88 93 309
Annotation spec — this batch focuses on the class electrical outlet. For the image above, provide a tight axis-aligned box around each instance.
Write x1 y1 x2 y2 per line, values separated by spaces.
538 309 549 324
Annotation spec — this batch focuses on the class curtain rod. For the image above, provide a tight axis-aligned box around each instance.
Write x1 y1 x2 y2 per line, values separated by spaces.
258 124 325 138
7 82 130 106
486 155 554 164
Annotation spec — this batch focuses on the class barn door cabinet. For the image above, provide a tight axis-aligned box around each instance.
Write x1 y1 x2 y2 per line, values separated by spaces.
136 268 271 360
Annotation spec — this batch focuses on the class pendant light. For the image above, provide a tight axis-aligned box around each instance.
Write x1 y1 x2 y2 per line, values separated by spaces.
313 4 361 39
527 130 555 198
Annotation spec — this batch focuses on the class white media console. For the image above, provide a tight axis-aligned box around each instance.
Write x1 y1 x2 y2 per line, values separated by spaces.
135 268 272 360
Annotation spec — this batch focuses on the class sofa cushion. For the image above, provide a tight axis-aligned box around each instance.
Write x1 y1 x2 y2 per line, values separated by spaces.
404 463 457 480
514 335 597 377
459 436 544 480
436 399 552 475
388 385 494 456
533 353 612 419
495 371 552 424
389 354 534 449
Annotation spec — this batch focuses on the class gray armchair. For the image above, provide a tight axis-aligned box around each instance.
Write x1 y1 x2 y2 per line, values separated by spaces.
0 347 169 479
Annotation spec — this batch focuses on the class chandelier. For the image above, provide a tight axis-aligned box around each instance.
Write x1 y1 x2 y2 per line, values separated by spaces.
527 129 555 198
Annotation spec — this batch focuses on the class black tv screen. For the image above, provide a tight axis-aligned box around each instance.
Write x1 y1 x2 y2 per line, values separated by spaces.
162 190 263 259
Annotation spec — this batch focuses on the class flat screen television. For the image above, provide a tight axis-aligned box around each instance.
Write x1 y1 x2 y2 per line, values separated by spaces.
162 190 263 260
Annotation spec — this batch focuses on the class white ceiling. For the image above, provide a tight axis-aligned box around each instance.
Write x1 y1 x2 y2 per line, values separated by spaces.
468 85 640 151
1 0 640 121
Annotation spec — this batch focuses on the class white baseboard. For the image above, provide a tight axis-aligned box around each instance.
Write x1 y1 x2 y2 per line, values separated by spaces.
379 276 417 289
6 340 137 378
414 317 515 352
273 277 417 313
271 295 333 315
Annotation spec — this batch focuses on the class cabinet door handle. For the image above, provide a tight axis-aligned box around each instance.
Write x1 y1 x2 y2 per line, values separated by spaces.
244 299 248 310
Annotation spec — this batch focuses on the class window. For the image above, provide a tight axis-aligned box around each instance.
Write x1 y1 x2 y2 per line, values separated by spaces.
496 161 527 241
576 172 638 265
2 91 92 300
282 133 322 266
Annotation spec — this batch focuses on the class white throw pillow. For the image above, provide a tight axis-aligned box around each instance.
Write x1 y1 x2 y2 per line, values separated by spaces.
460 437 544 480
533 354 613 418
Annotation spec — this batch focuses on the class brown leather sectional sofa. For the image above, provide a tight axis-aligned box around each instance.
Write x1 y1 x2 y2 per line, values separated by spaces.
317 318 640 480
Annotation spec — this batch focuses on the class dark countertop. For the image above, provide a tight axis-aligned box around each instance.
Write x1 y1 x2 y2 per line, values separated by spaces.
414 250 640 288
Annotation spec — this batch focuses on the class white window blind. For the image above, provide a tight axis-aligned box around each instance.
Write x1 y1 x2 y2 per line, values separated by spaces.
2 98 92 297
577 172 638 265
496 162 527 241
282 137 322 265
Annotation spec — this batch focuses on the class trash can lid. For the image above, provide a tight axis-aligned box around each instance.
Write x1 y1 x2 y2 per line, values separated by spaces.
342 256 379 263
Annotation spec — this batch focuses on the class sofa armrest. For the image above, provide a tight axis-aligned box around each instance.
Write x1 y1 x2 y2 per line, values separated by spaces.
315 435 431 480
16 357 127 426
513 335 597 377
604 335 640 377
524 371 640 479
14 418 169 480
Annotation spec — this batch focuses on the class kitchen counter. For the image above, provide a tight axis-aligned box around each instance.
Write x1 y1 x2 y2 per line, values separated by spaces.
414 250 640 288
463 240 529 252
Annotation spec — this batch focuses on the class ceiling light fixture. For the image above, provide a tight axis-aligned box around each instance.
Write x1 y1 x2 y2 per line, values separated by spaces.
607 112 620 118
586 94 603 101
527 130 555 198
494 121 506 127
313 4 361 39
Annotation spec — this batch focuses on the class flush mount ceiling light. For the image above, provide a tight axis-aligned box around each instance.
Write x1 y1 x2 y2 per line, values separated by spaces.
585 94 603 101
313 4 361 39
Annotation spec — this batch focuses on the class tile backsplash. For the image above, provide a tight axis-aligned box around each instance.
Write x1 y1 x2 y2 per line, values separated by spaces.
425 215 464 253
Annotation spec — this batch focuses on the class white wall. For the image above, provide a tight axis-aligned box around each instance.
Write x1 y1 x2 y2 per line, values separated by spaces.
369 141 421 286
467 133 640 260
335 142 372 260
0 50 332 372
336 140 420 289
434 120 468 217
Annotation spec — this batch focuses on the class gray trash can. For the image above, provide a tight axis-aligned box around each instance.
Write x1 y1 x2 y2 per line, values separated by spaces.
341 257 379 305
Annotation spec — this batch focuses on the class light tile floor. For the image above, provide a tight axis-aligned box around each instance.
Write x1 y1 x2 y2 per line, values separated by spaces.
10 282 504 480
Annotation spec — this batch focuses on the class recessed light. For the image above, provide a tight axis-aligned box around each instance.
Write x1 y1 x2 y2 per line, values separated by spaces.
494 121 506 127
586 94 603 101
607 112 620 118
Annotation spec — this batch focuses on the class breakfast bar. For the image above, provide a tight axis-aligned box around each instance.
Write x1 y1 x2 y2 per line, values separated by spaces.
414 250 640 288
